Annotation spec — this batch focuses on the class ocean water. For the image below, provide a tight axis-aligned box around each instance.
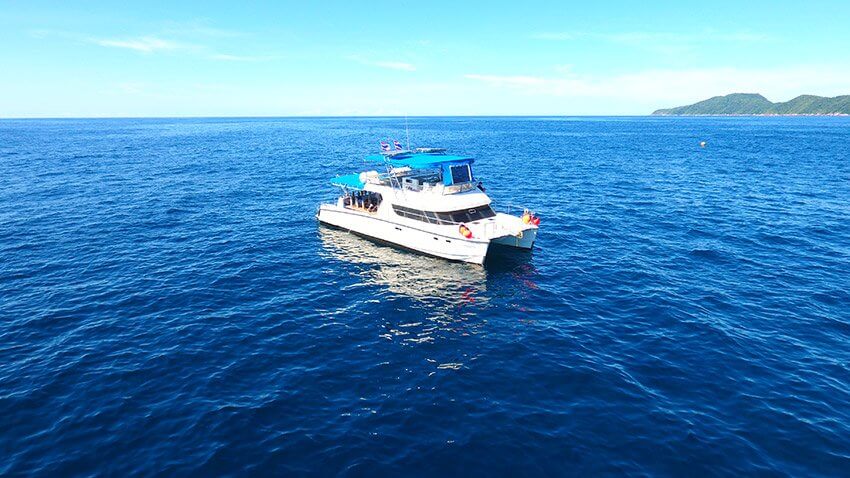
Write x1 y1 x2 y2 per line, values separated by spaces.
1 116 849 476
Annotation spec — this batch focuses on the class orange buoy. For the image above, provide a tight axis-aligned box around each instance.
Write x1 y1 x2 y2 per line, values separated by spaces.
522 212 532 224
532 216 541 226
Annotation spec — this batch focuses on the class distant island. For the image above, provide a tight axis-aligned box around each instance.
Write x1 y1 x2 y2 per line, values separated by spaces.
652 93 850 116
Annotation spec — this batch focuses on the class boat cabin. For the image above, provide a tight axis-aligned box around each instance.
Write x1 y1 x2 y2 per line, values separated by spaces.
329 148 489 220
366 150 479 194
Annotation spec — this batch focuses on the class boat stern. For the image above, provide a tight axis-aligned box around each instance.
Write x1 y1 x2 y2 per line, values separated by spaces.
469 212 539 250
490 226 537 249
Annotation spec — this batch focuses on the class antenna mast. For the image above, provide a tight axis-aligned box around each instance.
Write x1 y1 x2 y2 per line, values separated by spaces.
405 114 410 150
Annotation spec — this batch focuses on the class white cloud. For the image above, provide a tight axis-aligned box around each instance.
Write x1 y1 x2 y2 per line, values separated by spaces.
531 32 579 41
530 30 772 56
464 74 553 89
117 82 145 94
94 36 186 53
93 35 277 62
464 65 850 108
532 30 771 44
28 29 52 39
160 20 245 38
346 56 416 71
208 53 277 62
373 61 416 71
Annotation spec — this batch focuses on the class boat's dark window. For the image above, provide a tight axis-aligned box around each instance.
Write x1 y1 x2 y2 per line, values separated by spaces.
446 205 495 223
449 210 469 223
392 205 410 219
469 205 496 221
393 205 427 223
393 204 494 224
436 212 454 224
450 164 472 184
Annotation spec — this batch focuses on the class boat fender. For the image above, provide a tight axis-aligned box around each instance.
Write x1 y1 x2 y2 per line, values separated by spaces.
532 216 541 226
522 212 532 224
459 224 473 239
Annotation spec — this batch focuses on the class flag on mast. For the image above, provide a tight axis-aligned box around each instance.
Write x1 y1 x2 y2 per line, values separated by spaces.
380 141 391 152
393 140 403 151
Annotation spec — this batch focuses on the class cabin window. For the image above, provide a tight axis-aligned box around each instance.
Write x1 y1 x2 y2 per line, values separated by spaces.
448 205 496 223
450 164 472 184
393 205 436 224
436 212 454 223
473 206 497 220
449 210 466 223
392 204 495 225
392 205 426 222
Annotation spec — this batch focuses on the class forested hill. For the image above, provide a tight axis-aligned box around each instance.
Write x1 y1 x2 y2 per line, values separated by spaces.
652 93 850 115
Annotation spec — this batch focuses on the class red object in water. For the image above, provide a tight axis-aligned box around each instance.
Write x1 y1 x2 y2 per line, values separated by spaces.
532 217 541 226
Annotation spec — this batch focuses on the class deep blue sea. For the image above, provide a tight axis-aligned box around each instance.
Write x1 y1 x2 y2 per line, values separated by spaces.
1 117 849 476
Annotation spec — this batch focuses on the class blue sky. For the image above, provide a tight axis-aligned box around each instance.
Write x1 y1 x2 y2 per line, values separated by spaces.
2 0 849 117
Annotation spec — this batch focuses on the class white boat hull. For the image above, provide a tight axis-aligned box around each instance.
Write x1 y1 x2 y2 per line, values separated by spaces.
317 205 491 265
491 227 537 249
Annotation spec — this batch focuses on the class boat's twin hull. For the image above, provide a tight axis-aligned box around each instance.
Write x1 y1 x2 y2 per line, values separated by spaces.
317 205 498 264
491 228 537 249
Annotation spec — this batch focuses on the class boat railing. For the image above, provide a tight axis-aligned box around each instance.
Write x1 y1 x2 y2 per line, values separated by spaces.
495 203 525 216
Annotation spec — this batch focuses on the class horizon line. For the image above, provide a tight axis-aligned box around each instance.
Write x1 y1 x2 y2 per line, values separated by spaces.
3 114 848 120
0 113 819 120
1 114 660 120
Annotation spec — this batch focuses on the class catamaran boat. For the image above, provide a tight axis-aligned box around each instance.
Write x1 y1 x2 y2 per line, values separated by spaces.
316 146 540 265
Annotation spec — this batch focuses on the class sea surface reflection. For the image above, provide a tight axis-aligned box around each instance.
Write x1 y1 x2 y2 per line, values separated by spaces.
318 226 489 303
317 226 537 347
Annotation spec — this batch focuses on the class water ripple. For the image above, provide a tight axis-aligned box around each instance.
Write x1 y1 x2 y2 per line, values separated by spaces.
1 117 849 475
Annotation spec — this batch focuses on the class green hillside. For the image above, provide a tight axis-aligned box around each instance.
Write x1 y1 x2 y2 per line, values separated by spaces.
652 93 850 115
767 94 850 114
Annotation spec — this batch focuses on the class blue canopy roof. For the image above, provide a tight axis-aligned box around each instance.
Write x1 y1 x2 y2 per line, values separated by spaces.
364 152 474 169
330 151 477 189
330 173 365 190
